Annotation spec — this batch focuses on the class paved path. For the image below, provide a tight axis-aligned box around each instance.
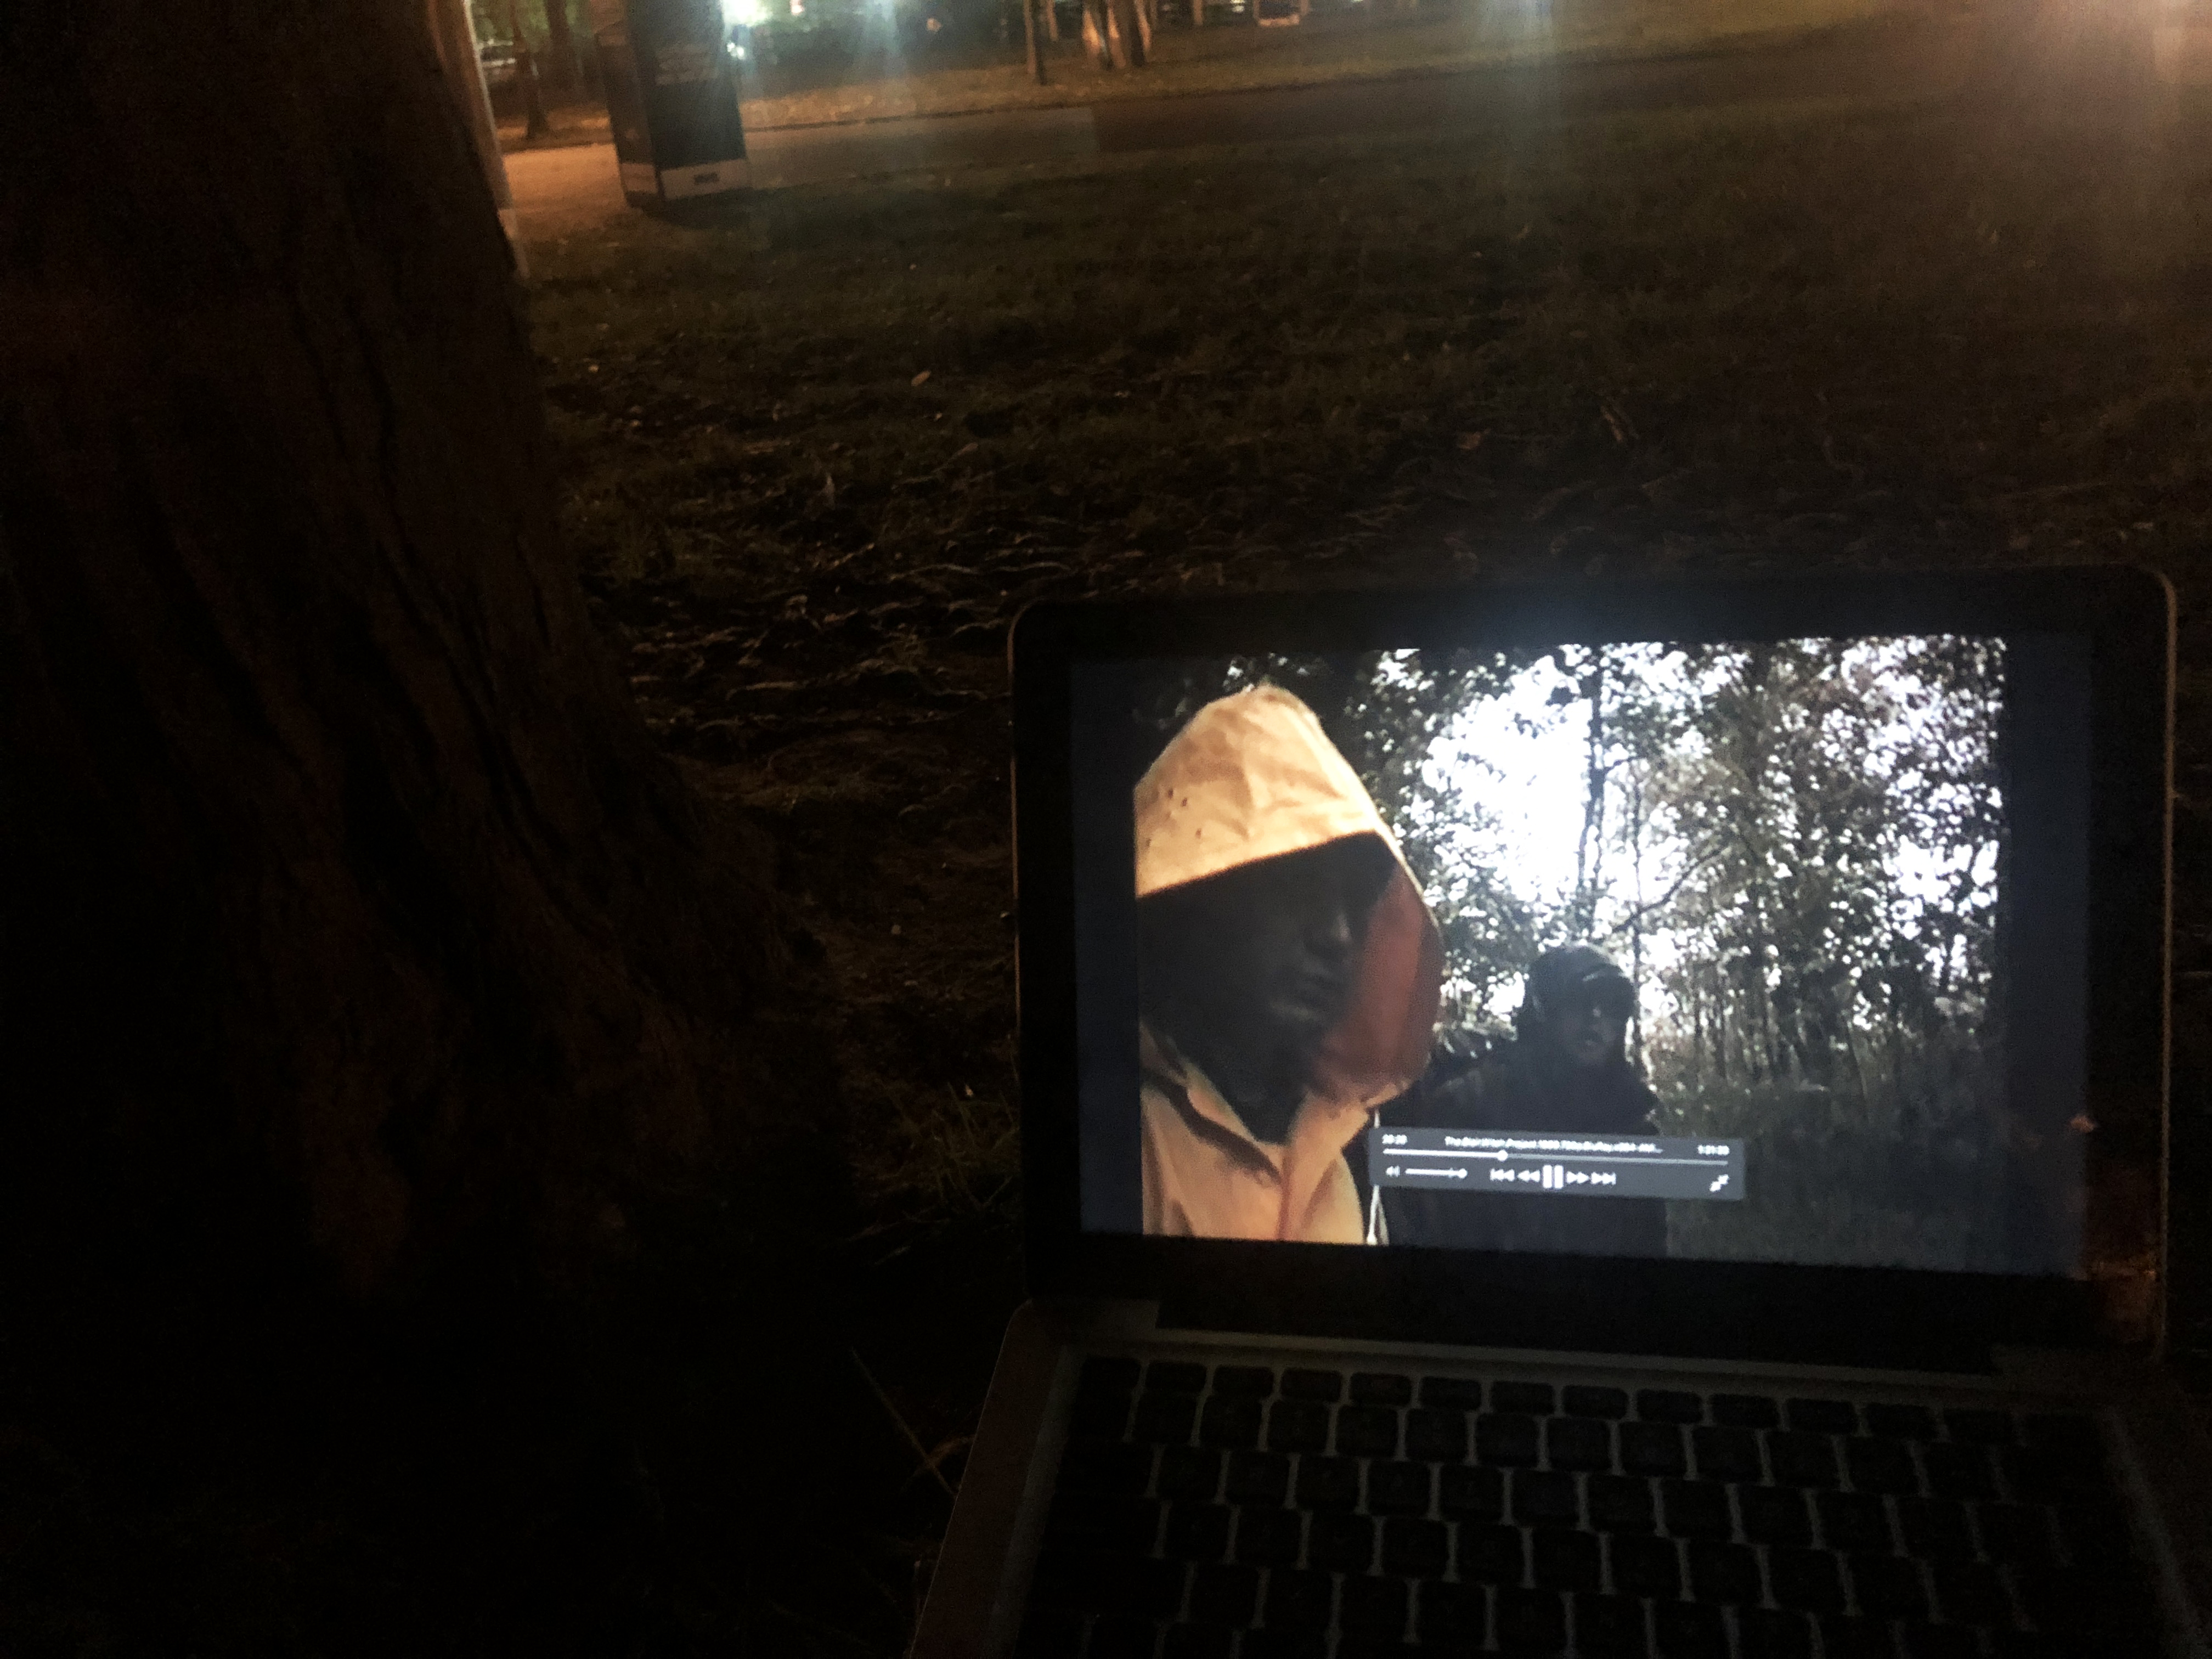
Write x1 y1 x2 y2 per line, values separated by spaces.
503 18 2017 236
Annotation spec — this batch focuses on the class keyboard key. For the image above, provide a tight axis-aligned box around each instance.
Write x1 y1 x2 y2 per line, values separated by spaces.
1691 1427 1762 1483
1197 1396 1261 1451
1548 1417 1612 1471
1787 1398 1859 1435
1587 1474 1656 1532
1014 1602 1086 1658
1162 1625 1232 1659
1133 1393 1198 1445
1232 1505 1301 1565
1816 1492 1893 1554
1712 1394 1781 1429
1945 1408 2016 1446
1265 1567 1335 1628
1738 1485 1812 1547
1266 1398 1329 1453
1565 1385 1631 1420
1295 1455 1360 1510
1049 1493 1161 1552
1849 1552 1929 1620
1165 1502 1231 1561
1149 1361 1208 1393
1767 1431 1839 1488
1382 1515 1451 1577
1922 1443 1996 1500
1082 1356 1143 1392
1659 1480 1732 1539
1090 1615 1161 1659
1864 1403 1939 1440
1932 1560 2013 1626
1479 1413 1543 1467
1620 1421 1688 1477
1441 1462 1506 1521
1090 1554 1187 1618
1058 1439 1152 1495
1279 1368 1342 1402
1459 1522 1528 1585
1686 1540 1762 1604
1980 1501 2055 1563
1309 1510 1375 1572
1652 1600 1726 1659
1210 1364 1273 1397
1340 1575 1410 1638
1900 1622 1980 1659
1156 1448 1223 1502
1768 1548 1845 1613
1336 1403 1400 1458
1534 1529 1602 1592
1419 1579 1486 1640
1898 1497 1974 1561
1638 1389 1703 1424
1610 1534 1681 1599
1422 1375 1485 1409
1223 1450 1288 1506
1405 1407 1469 1462
1844 1435 1920 1495
1514 1470 1582 1527
1186 1562 1258 1626
1573 1593 1649 1657
1352 1372 1414 1407
1493 1381 1558 1415
1496 1587 1568 1654
1819 1615 1894 1659
1367 1459 1431 1516
1735 1607 1813 1659
1070 1390 1133 1441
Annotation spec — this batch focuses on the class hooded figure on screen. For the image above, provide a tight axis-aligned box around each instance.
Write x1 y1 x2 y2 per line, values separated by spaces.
1381 943 1668 1256
1134 686 1443 1242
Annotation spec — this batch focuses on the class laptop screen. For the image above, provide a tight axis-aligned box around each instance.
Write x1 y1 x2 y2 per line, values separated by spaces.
1069 633 2095 1279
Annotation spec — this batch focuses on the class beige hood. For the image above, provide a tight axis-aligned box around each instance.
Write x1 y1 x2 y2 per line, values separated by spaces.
1135 686 1444 1240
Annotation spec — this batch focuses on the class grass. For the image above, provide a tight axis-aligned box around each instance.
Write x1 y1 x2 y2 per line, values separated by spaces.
517 58 2212 1647
718 0 1907 128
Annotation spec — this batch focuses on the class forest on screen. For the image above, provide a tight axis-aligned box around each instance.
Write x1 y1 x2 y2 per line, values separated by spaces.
1137 637 2013 1269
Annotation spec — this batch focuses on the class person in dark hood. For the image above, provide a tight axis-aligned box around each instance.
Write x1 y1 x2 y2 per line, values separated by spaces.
1380 943 1669 1257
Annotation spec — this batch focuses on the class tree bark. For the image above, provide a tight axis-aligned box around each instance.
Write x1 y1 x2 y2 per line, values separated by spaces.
0 0 825 1298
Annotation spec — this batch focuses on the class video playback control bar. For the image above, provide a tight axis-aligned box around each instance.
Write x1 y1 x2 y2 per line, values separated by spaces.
1367 1129 1745 1202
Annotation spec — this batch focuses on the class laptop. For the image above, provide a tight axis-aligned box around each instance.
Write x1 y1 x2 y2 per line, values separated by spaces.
914 566 2210 1659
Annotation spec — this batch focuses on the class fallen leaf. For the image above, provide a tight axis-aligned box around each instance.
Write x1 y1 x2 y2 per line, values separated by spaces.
1455 431 1486 451
912 369 932 386
952 442 979 459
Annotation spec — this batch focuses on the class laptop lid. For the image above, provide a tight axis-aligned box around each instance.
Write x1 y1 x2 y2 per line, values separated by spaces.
1011 568 2171 1375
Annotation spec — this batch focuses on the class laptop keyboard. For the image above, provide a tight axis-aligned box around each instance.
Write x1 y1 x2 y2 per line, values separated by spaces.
1017 1357 2160 1658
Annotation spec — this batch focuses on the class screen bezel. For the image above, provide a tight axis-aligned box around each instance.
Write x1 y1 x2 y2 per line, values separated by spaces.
1011 567 2172 1368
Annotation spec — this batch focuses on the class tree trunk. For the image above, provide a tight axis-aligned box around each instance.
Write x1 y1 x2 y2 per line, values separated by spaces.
540 0 584 100
504 0 553 137
1025 0 1048 80
1046 0 1062 41
0 0 825 1298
